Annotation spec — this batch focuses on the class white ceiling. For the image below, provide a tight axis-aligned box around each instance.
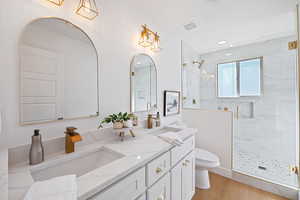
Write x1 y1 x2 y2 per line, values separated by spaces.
136 0 297 53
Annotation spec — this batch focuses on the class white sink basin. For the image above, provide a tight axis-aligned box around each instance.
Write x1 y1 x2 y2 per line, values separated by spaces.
150 127 182 135
30 147 124 181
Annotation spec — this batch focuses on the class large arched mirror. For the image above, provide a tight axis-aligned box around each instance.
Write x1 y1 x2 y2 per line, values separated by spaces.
19 18 99 125
130 54 157 113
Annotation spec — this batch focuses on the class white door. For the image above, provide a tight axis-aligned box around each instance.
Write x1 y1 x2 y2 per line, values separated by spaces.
20 46 63 124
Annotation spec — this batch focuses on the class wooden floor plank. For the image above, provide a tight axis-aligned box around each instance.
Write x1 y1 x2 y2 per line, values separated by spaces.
192 173 289 200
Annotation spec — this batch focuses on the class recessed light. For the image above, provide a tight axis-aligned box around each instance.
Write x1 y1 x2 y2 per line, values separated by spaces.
229 44 233 47
218 40 227 45
225 53 233 56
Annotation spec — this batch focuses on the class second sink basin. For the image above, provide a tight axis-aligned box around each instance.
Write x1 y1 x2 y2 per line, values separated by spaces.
30 147 124 181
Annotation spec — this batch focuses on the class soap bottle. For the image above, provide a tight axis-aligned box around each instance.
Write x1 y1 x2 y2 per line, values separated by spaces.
147 114 153 129
156 112 161 127
29 129 44 165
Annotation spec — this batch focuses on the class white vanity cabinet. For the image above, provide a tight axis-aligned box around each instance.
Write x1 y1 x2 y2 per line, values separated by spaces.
88 136 195 200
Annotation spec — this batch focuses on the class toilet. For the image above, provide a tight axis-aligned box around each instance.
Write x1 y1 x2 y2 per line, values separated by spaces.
195 148 220 189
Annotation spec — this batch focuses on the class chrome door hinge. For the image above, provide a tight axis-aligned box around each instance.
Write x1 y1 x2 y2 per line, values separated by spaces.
288 41 298 50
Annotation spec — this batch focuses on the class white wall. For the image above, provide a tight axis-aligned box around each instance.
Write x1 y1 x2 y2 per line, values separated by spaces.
182 110 233 170
0 0 181 147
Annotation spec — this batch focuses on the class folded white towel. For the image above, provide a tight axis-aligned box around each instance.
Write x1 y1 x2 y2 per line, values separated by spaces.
24 175 77 200
158 132 184 146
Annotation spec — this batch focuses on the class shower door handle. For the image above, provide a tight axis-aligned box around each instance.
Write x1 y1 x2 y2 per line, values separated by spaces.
289 165 299 175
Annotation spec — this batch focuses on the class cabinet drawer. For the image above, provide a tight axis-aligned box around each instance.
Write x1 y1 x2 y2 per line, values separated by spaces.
89 167 146 200
147 173 170 200
171 136 194 166
147 151 171 186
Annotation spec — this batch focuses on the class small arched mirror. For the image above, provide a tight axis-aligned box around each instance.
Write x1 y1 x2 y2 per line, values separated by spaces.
19 18 99 125
130 54 157 113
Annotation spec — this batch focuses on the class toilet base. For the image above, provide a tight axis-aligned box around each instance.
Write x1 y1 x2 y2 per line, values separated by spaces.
196 168 210 189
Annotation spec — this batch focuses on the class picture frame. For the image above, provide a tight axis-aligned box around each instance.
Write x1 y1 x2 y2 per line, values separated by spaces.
164 90 180 116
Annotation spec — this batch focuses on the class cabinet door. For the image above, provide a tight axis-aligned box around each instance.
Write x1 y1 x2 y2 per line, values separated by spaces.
136 193 146 200
171 160 182 200
147 173 170 200
182 152 195 200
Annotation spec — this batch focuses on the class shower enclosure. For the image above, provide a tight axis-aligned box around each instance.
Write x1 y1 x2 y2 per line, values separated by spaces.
182 4 300 189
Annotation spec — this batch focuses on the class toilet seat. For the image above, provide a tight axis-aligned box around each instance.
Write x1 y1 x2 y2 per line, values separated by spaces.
195 148 220 168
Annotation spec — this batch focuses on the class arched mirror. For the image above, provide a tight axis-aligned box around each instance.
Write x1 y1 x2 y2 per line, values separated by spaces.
130 54 157 113
19 18 99 125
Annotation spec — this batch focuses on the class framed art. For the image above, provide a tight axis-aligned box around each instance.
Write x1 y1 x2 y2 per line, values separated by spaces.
164 90 180 116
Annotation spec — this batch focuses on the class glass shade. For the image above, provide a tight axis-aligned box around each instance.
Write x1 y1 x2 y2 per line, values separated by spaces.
138 26 153 47
76 0 99 20
151 33 161 52
46 0 64 6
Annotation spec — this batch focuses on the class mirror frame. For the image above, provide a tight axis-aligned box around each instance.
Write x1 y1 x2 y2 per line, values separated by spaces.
19 17 100 125
130 53 158 113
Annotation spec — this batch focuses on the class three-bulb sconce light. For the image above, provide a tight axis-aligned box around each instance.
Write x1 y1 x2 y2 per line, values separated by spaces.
46 0 99 20
138 25 161 52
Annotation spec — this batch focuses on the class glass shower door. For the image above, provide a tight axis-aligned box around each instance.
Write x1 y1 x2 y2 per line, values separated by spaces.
232 35 299 187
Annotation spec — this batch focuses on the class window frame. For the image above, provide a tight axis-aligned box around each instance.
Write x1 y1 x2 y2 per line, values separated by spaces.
217 57 263 98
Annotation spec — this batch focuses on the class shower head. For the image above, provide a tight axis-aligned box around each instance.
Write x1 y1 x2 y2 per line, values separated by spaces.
193 60 205 69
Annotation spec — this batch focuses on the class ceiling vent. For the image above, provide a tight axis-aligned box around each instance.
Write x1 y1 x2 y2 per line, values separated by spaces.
184 22 197 31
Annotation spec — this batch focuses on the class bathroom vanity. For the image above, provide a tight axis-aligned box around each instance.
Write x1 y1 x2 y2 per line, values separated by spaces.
8 126 196 200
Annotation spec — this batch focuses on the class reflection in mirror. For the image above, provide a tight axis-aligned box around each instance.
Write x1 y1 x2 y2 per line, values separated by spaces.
130 54 157 113
19 18 99 125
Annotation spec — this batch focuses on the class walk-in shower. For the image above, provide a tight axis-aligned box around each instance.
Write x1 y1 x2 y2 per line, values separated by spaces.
182 2 300 192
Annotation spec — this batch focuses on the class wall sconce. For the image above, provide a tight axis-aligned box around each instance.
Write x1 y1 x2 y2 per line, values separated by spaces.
76 0 99 20
45 0 64 6
138 25 161 52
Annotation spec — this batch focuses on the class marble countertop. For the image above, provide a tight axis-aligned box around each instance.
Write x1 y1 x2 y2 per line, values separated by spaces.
8 125 196 200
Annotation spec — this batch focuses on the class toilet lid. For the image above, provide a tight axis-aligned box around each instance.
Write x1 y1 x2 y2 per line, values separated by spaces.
195 148 219 163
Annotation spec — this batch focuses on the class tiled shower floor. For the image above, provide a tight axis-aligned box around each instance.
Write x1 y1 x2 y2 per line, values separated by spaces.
233 142 298 187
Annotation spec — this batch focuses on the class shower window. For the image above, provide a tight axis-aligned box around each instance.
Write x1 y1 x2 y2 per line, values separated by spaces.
217 57 262 98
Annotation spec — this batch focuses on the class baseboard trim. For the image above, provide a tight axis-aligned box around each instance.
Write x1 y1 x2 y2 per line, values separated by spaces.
196 167 298 200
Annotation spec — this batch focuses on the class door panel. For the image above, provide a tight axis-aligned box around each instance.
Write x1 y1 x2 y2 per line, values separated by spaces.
20 46 63 123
